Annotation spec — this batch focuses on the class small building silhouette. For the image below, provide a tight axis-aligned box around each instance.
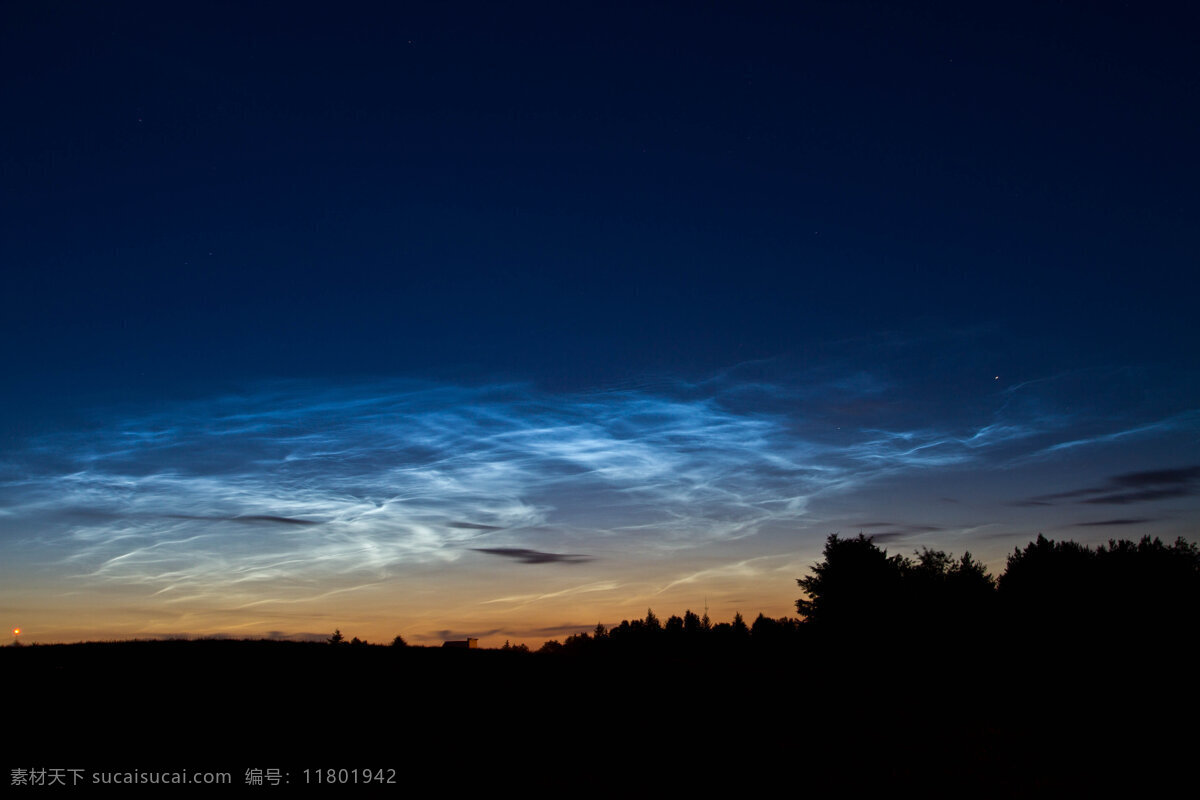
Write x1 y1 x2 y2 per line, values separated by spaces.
441 638 479 649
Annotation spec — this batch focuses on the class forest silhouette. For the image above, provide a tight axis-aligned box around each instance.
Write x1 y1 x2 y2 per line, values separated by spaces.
5 533 1195 793
521 532 1197 657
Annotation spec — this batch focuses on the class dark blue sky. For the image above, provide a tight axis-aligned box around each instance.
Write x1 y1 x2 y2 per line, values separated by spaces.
2 2 1197 643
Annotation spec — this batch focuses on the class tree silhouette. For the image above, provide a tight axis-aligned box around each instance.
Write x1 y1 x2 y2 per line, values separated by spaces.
903 547 996 634
1096 536 1200 631
796 533 907 629
328 629 345 645
999 533 1200 637
797 533 996 635
750 612 802 647
998 533 1099 632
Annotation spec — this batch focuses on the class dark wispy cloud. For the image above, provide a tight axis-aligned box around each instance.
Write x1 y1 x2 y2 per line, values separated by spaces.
1071 518 1156 527
1084 488 1196 505
1023 466 1200 507
433 629 504 641
848 523 942 542
472 547 593 565
856 523 942 532
264 631 334 642
168 514 319 526
528 623 599 635
860 532 910 543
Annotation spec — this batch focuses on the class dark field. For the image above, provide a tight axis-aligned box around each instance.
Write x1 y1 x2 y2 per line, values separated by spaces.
5 631 1191 795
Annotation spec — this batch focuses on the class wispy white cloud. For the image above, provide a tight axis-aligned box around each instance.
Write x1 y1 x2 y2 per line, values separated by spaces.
1 374 1191 610
481 580 622 608
652 555 781 596
1034 411 1200 457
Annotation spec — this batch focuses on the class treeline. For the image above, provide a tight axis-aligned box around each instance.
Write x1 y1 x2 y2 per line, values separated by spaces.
530 608 805 656
528 533 1199 655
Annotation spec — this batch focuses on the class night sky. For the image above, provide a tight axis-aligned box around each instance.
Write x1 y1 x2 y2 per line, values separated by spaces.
2 1 1197 646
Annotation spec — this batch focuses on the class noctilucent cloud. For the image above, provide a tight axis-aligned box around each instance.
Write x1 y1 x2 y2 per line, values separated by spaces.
1 2 1197 645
